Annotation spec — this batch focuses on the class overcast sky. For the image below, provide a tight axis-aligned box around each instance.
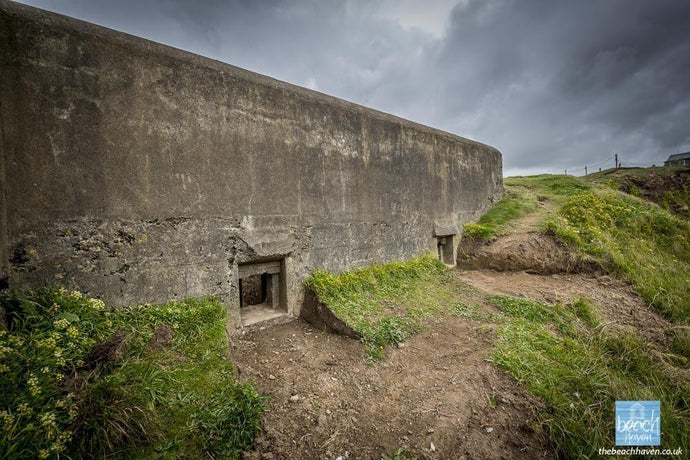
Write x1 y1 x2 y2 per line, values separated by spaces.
17 0 690 176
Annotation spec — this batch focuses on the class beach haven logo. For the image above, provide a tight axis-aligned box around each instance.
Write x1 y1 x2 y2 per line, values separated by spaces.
615 401 660 446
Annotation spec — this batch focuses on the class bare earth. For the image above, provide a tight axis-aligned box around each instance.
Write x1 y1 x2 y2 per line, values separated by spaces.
232 228 671 459
458 269 672 350
232 315 549 460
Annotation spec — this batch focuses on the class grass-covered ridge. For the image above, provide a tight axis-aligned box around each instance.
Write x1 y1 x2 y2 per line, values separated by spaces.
305 255 474 359
547 185 690 324
463 171 690 324
587 166 690 219
490 295 689 457
0 288 266 459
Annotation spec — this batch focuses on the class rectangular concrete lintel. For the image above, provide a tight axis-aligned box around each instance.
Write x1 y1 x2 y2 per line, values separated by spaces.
433 221 458 237
238 260 281 278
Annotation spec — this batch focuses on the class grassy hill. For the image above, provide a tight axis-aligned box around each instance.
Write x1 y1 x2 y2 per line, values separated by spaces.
466 171 690 324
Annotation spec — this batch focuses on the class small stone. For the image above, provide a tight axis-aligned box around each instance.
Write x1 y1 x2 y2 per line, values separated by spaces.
325 409 332 415
430 442 436 452
427 428 434 434
485 427 494 433
268 374 276 380
289 395 300 402
396 342 404 349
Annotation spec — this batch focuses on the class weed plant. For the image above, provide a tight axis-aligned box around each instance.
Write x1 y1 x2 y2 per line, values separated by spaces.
0 288 266 459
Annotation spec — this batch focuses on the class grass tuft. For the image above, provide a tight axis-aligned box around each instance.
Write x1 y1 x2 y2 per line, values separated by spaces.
462 188 535 239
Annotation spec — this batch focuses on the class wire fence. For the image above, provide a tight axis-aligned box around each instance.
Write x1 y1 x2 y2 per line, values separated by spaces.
561 154 662 176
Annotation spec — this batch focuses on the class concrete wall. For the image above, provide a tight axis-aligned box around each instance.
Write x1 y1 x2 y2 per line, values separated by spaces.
0 1 502 327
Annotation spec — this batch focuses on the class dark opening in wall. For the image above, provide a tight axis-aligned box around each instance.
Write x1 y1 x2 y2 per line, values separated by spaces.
238 259 284 313
437 236 454 265
240 273 266 307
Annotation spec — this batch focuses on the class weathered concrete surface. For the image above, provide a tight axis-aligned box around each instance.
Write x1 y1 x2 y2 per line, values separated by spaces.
0 1 503 327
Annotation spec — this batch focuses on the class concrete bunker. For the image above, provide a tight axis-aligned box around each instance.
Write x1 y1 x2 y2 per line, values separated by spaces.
0 2 503 330
238 258 287 326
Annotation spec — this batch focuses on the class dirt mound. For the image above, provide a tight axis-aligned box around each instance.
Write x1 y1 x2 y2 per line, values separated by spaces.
458 233 595 275
232 318 550 459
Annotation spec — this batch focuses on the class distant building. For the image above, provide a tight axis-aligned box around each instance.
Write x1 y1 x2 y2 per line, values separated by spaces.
664 152 690 166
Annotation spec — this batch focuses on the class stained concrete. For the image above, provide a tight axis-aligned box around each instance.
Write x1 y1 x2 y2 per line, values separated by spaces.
0 1 503 328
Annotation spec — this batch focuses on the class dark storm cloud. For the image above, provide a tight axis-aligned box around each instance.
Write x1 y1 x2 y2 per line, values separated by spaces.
18 0 690 175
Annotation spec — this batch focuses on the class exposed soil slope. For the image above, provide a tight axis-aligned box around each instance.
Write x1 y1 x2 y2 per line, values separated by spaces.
458 233 594 275
232 316 550 460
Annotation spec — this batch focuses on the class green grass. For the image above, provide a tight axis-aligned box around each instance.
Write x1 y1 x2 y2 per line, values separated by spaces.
490 295 689 458
484 173 690 324
305 254 476 360
462 174 592 239
588 167 690 218
546 188 690 324
508 174 592 199
462 188 534 238
0 288 266 459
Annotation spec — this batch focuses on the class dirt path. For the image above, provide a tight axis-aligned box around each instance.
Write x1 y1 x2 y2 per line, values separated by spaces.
457 269 672 349
232 316 550 459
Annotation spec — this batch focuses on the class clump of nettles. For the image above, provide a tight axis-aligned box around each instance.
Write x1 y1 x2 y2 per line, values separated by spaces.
0 287 266 459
